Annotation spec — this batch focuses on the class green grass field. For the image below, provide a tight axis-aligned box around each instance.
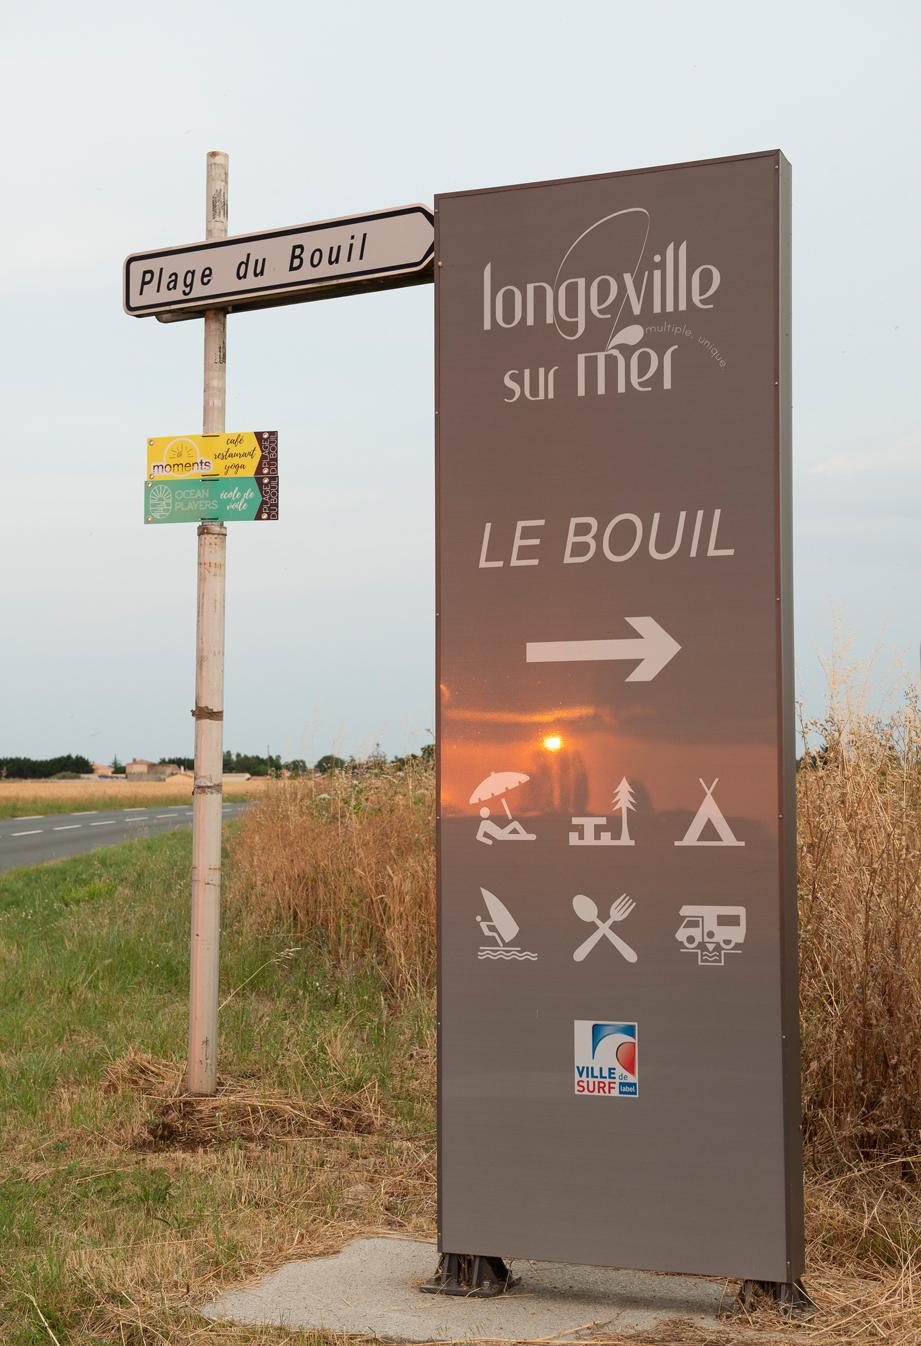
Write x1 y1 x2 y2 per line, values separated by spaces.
0 831 435 1345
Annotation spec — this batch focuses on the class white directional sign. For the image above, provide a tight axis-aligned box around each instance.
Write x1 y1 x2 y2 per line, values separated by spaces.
124 203 434 319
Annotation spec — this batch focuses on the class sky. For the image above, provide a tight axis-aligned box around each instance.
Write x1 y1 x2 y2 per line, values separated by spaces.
1 1 918 765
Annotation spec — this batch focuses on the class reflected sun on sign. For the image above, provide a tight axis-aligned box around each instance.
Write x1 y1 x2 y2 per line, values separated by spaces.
542 734 563 753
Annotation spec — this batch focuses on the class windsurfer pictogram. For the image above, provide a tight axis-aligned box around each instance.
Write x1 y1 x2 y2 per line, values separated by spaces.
476 888 537 961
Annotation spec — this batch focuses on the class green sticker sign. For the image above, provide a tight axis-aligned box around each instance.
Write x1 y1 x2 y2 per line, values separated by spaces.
144 477 278 524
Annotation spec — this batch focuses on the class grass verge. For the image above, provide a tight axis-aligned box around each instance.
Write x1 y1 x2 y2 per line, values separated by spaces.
0 831 434 1345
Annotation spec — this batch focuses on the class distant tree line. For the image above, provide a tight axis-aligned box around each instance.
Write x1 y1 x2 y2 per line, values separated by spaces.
145 742 436 778
223 751 283 776
0 742 430 786
157 751 285 777
0 754 93 779
0 746 435 783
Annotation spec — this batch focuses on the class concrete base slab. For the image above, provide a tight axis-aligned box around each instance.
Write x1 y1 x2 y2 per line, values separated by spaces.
202 1237 730 1341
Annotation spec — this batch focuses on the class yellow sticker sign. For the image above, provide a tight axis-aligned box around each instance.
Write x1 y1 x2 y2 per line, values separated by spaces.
146 431 278 480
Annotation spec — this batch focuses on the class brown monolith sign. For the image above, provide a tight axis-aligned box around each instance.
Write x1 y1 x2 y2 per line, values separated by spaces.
435 151 801 1283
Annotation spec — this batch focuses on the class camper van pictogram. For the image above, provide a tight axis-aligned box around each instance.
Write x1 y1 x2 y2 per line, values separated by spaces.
675 905 746 966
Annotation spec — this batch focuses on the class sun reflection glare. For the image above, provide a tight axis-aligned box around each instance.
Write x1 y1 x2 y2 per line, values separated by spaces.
542 734 563 753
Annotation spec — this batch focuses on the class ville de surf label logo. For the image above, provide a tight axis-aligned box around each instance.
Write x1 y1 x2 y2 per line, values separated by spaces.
574 1021 638 1097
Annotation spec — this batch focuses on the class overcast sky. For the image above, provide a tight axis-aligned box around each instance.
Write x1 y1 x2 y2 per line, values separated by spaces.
1 1 918 765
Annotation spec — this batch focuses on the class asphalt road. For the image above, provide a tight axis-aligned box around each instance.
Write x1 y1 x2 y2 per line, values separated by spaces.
0 802 249 874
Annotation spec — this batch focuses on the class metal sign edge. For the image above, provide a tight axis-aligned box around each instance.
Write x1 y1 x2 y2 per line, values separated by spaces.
432 148 783 204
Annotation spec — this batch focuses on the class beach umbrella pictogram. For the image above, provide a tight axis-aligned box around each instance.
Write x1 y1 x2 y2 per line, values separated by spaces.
469 771 530 819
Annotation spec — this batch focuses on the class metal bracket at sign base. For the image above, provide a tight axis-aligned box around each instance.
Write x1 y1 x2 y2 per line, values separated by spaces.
734 1279 816 1319
420 1253 519 1298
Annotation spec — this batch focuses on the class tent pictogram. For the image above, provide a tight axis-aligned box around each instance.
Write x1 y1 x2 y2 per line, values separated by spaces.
674 778 745 847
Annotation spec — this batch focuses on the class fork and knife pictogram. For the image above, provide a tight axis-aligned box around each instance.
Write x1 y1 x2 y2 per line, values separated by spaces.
572 893 637 962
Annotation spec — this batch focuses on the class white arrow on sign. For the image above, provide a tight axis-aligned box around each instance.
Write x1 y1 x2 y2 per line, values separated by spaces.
525 617 681 682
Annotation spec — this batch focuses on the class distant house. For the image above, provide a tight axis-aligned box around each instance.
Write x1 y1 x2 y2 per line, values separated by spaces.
125 759 155 778
125 760 182 780
92 762 115 778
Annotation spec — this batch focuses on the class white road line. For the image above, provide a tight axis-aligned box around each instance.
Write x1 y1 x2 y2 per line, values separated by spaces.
13 815 43 820
78 810 98 815
90 821 116 827
156 813 178 819
12 829 43 836
53 825 81 831
126 818 147 824
124 808 146 812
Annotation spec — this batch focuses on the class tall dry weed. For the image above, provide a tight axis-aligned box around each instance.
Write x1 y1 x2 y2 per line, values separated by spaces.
799 677 921 1162
227 765 435 998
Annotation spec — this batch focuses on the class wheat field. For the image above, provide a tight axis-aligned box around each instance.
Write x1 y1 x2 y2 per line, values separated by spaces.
0 775 268 818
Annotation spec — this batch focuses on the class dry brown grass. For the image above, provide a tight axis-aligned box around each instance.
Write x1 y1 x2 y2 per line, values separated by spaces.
791 678 921 1345
799 1156 921 1343
104 1051 389 1150
799 683 921 1159
0 774 267 813
228 765 436 999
